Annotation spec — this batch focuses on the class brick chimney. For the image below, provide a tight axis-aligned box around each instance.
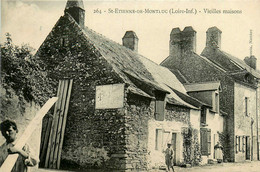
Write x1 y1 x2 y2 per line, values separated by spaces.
206 27 222 49
169 26 196 56
122 31 139 52
244 55 257 69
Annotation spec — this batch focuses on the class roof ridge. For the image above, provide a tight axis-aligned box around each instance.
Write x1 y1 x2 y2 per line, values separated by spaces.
84 26 123 47
218 49 244 70
184 80 220 85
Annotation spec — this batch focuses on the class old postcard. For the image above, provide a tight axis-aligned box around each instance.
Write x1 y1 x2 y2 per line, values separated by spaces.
1 0 260 171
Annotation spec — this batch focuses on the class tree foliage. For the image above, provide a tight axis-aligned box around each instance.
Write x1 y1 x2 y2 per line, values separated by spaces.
1 33 56 110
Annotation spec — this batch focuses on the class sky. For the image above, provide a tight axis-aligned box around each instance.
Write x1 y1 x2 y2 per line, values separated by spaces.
1 0 260 69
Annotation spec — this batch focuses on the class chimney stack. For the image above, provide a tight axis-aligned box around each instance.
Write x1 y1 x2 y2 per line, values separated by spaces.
169 26 196 56
64 0 85 28
169 28 182 56
182 26 196 53
122 31 139 52
206 27 222 49
244 55 257 69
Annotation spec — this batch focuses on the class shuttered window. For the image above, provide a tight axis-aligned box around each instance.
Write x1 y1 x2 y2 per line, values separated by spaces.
154 91 166 121
155 100 165 121
207 129 211 155
242 136 245 152
200 128 211 156
236 136 239 153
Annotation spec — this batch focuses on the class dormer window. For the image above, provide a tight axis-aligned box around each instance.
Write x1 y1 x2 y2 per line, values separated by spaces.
184 81 221 114
244 74 250 83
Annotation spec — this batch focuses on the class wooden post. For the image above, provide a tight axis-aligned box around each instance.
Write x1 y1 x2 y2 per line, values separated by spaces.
45 81 64 168
52 80 69 168
48 81 65 168
57 79 73 169
44 79 73 169
0 97 58 172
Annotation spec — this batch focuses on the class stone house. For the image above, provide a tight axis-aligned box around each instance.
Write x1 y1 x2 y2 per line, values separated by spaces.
183 81 224 164
161 26 260 162
35 0 214 170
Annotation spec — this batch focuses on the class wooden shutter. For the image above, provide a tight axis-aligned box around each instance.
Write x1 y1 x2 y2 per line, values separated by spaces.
236 136 239 153
200 128 208 155
242 136 245 152
155 91 165 121
207 129 211 155
155 100 165 121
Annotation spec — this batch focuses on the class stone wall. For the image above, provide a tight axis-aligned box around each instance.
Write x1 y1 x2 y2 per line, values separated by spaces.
124 93 154 170
161 52 235 161
234 82 257 161
37 15 128 170
147 104 190 168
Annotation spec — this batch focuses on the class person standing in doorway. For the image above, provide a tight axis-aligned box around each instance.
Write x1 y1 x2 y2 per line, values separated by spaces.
165 143 175 172
214 141 223 163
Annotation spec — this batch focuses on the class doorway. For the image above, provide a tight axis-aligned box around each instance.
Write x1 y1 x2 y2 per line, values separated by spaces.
246 136 250 160
171 133 177 165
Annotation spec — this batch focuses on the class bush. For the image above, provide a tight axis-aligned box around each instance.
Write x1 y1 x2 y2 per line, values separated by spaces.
182 125 202 166
1 33 56 107
61 145 110 169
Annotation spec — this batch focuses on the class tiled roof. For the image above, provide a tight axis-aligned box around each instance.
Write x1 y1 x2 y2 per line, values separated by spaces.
201 47 260 79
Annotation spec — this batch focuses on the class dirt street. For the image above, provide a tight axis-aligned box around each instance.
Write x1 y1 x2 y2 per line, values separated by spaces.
37 161 260 172
151 161 260 172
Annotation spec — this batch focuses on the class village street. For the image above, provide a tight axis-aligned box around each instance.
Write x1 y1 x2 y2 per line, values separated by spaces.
152 161 260 172
37 161 260 172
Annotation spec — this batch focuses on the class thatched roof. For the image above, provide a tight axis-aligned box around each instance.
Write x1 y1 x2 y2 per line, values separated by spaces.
59 14 199 109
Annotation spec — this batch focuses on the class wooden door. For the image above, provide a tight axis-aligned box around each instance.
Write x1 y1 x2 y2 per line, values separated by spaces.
171 133 177 165
246 136 250 160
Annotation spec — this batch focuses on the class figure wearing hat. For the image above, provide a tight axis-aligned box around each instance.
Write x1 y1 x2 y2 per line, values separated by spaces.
165 143 175 172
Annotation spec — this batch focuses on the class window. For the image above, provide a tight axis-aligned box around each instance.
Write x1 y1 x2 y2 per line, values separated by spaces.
240 136 244 152
200 128 211 155
212 91 219 113
236 136 240 153
201 108 206 125
155 100 165 121
155 129 163 150
207 129 211 155
242 136 245 152
245 97 249 116
215 92 219 113
154 92 166 121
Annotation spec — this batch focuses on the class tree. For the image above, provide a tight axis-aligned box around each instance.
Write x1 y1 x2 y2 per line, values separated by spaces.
1 33 56 111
